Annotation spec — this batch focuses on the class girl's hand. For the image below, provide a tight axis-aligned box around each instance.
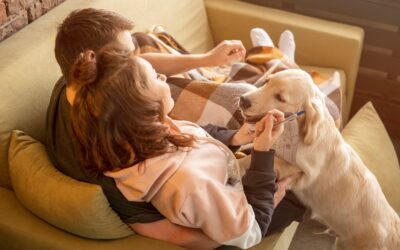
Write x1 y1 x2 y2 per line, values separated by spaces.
253 109 285 152
230 123 256 146
205 40 246 66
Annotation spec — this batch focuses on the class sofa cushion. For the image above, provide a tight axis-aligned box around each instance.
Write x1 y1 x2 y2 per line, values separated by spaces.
8 130 133 239
342 102 400 211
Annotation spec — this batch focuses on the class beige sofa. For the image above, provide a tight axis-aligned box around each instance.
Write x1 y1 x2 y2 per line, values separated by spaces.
0 0 366 249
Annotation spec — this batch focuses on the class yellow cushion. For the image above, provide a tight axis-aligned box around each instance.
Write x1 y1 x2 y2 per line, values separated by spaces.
8 130 133 239
342 102 400 212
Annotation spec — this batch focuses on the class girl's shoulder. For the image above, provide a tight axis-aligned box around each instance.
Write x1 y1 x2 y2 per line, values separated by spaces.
172 119 208 137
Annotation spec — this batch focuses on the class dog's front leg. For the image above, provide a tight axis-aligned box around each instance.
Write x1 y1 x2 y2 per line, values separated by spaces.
274 156 302 188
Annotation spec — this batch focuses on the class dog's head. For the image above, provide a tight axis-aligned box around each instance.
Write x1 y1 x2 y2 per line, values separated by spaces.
240 69 324 145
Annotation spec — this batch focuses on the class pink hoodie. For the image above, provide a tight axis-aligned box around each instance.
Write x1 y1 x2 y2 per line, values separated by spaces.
105 120 262 248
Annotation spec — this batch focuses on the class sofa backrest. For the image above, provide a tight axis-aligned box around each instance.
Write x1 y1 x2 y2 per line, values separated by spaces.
0 0 214 189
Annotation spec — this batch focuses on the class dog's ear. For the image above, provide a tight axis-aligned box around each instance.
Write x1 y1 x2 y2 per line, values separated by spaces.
301 98 322 145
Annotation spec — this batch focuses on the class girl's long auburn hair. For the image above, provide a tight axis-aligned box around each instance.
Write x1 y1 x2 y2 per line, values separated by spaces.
70 45 194 175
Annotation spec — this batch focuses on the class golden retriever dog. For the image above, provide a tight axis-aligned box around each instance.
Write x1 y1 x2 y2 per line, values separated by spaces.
239 69 400 250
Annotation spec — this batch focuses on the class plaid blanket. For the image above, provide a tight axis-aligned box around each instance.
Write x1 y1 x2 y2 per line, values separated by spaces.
132 30 342 130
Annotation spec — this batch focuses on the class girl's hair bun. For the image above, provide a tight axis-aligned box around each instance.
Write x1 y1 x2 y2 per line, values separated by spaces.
70 50 98 86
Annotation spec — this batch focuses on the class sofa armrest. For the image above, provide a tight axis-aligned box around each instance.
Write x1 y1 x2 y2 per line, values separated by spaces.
204 0 364 123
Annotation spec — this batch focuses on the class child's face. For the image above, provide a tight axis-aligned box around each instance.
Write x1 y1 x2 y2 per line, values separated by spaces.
137 57 174 115
116 30 135 52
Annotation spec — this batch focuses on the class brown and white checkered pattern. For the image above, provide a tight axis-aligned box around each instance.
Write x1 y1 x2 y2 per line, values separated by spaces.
132 31 342 130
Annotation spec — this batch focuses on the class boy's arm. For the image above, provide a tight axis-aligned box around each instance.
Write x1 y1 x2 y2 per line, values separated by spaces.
139 40 245 76
139 53 209 76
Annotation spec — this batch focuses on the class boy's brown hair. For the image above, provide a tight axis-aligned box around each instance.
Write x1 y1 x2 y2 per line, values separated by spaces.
55 8 134 83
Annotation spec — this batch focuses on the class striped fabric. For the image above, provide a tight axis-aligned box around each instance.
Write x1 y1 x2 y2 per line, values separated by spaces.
132 31 341 130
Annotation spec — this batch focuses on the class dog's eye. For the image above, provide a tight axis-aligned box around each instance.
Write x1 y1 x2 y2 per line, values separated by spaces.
275 93 286 102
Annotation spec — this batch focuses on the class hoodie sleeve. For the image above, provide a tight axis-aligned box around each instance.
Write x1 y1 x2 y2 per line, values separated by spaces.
242 149 277 236
178 180 262 249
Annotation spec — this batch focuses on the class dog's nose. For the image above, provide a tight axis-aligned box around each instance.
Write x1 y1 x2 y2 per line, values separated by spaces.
239 96 251 109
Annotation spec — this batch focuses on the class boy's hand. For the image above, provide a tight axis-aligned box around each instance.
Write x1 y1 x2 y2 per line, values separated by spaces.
230 123 256 146
205 40 246 66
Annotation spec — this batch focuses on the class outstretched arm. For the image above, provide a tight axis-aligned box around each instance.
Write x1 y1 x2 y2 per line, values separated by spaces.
140 40 245 76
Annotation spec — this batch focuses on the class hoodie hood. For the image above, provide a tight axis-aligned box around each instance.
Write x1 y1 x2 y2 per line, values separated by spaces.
104 120 238 202
104 148 189 202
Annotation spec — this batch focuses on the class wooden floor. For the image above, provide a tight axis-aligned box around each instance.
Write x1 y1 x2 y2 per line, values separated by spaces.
289 211 335 250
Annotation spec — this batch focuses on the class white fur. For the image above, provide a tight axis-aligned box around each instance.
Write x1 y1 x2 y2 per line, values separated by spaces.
241 69 400 249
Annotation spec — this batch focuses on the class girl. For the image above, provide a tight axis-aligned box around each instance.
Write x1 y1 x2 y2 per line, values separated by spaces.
70 45 299 249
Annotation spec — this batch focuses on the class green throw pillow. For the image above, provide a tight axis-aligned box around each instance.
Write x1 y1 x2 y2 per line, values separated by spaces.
342 102 400 212
8 130 133 239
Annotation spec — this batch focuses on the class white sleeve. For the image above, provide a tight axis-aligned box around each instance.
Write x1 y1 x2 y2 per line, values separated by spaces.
222 205 262 249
